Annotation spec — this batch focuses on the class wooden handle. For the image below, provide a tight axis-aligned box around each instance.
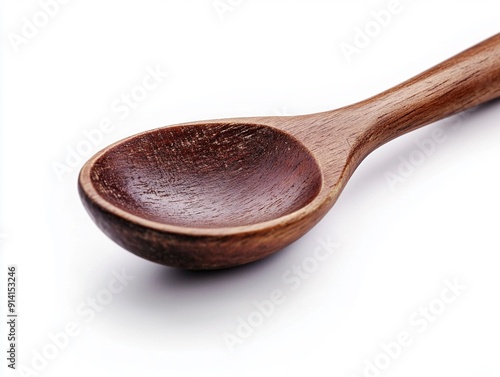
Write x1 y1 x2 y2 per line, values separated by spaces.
351 33 500 153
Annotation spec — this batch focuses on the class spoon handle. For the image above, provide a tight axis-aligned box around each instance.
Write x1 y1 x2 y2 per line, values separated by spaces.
352 33 500 152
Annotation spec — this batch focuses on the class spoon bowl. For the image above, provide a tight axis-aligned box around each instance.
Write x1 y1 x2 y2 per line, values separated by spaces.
79 120 334 269
79 34 500 269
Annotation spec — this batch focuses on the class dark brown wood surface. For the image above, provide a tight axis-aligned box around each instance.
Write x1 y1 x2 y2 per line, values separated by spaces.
79 33 500 269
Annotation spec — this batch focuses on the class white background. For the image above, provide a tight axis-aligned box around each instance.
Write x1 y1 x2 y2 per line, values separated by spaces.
1 0 500 376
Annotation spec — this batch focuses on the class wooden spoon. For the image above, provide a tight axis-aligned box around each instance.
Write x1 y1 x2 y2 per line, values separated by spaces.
79 33 500 269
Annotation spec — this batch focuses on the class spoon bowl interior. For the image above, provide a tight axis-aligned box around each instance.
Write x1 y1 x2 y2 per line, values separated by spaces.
88 123 322 228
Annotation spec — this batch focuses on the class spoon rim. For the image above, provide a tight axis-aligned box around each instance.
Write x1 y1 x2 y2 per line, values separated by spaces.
78 121 329 237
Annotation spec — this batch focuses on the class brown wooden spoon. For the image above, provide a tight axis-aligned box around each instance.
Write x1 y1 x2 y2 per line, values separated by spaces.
79 33 500 269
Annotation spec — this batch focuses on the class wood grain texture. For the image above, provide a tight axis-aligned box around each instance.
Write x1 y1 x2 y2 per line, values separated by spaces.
87 124 321 228
79 33 500 269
